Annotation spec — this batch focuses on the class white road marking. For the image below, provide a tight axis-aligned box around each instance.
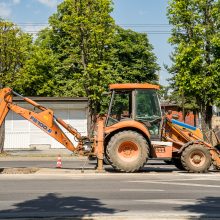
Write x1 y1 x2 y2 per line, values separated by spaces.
150 177 220 182
120 189 164 192
129 180 220 188
135 199 197 205
178 173 220 176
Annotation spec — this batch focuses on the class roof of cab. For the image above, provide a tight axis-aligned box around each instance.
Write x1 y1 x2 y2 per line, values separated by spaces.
109 83 160 90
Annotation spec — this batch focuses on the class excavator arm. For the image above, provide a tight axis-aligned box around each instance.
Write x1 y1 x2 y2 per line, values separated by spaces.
0 88 84 152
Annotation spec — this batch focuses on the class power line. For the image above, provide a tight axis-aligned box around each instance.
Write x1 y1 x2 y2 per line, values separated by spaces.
120 24 171 27
24 31 173 34
12 22 172 35
15 23 171 27
15 23 170 25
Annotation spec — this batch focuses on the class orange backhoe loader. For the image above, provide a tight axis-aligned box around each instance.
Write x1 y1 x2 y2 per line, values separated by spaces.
1 84 220 173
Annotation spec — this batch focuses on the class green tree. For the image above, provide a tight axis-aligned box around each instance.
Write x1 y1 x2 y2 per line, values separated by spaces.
16 46 61 96
0 20 32 153
0 20 32 89
110 26 159 83
0 77 4 153
30 0 159 125
38 0 116 123
167 0 220 132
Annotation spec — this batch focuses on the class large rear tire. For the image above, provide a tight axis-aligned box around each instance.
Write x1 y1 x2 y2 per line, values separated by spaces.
181 144 211 173
0 120 5 153
106 131 149 172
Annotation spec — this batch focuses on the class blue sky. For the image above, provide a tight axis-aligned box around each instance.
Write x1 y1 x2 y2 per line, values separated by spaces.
0 0 172 85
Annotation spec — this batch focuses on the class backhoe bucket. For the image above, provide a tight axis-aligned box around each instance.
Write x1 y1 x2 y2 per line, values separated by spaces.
0 88 12 127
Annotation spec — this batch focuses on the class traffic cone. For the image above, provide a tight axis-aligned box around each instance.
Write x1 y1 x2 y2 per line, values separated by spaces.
56 155 62 168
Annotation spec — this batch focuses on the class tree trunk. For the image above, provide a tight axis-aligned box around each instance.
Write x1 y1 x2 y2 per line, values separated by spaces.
87 100 97 138
193 110 197 127
181 91 185 122
0 120 5 153
201 104 212 133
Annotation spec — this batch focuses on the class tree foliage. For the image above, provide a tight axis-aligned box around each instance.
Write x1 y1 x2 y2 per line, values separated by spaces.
0 20 33 153
167 0 220 131
16 46 60 96
19 0 159 120
110 26 159 83
46 0 116 117
0 0 159 126
0 20 32 89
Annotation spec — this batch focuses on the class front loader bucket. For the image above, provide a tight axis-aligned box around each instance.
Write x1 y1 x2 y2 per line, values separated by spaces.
198 128 220 169
205 129 220 147
212 128 220 145
0 88 12 127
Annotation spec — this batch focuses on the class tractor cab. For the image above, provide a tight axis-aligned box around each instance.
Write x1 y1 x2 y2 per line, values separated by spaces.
106 83 162 138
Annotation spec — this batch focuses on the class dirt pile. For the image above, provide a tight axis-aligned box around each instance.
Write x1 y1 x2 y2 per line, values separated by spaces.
0 167 39 174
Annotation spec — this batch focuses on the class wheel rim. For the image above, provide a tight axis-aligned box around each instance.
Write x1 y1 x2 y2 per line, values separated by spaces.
189 151 206 167
118 141 139 162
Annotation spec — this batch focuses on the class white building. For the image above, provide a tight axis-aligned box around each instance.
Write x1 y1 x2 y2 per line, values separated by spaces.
4 97 88 150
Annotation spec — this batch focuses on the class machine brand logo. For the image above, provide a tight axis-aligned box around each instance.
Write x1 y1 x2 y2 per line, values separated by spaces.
30 116 52 133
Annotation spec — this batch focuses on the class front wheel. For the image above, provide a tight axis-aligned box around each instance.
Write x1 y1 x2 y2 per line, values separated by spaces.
106 131 149 172
181 144 211 173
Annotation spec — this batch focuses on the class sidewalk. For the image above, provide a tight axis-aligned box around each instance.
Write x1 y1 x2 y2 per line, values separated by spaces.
4 147 73 156
0 148 93 174
0 148 88 161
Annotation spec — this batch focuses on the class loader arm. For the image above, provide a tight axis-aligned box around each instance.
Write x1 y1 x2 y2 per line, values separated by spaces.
161 116 220 168
0 88 84 152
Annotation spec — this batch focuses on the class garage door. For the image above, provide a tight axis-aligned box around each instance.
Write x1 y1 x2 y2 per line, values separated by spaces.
4 104 88 149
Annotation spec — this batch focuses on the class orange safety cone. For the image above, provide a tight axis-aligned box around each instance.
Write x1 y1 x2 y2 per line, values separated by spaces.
56 154 62 168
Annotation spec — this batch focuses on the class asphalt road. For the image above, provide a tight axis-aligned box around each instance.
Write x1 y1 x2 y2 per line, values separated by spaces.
0 159 220 219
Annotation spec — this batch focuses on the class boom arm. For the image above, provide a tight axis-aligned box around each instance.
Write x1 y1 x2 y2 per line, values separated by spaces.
0 88 83 152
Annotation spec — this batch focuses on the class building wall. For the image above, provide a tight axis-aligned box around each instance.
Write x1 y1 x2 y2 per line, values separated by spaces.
161 105 198 127
162 104 220 129
4 102 88 149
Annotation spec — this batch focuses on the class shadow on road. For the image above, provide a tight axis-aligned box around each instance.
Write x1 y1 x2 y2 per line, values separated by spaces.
105 165 178 173
0 193 121 218
177 196 220 219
